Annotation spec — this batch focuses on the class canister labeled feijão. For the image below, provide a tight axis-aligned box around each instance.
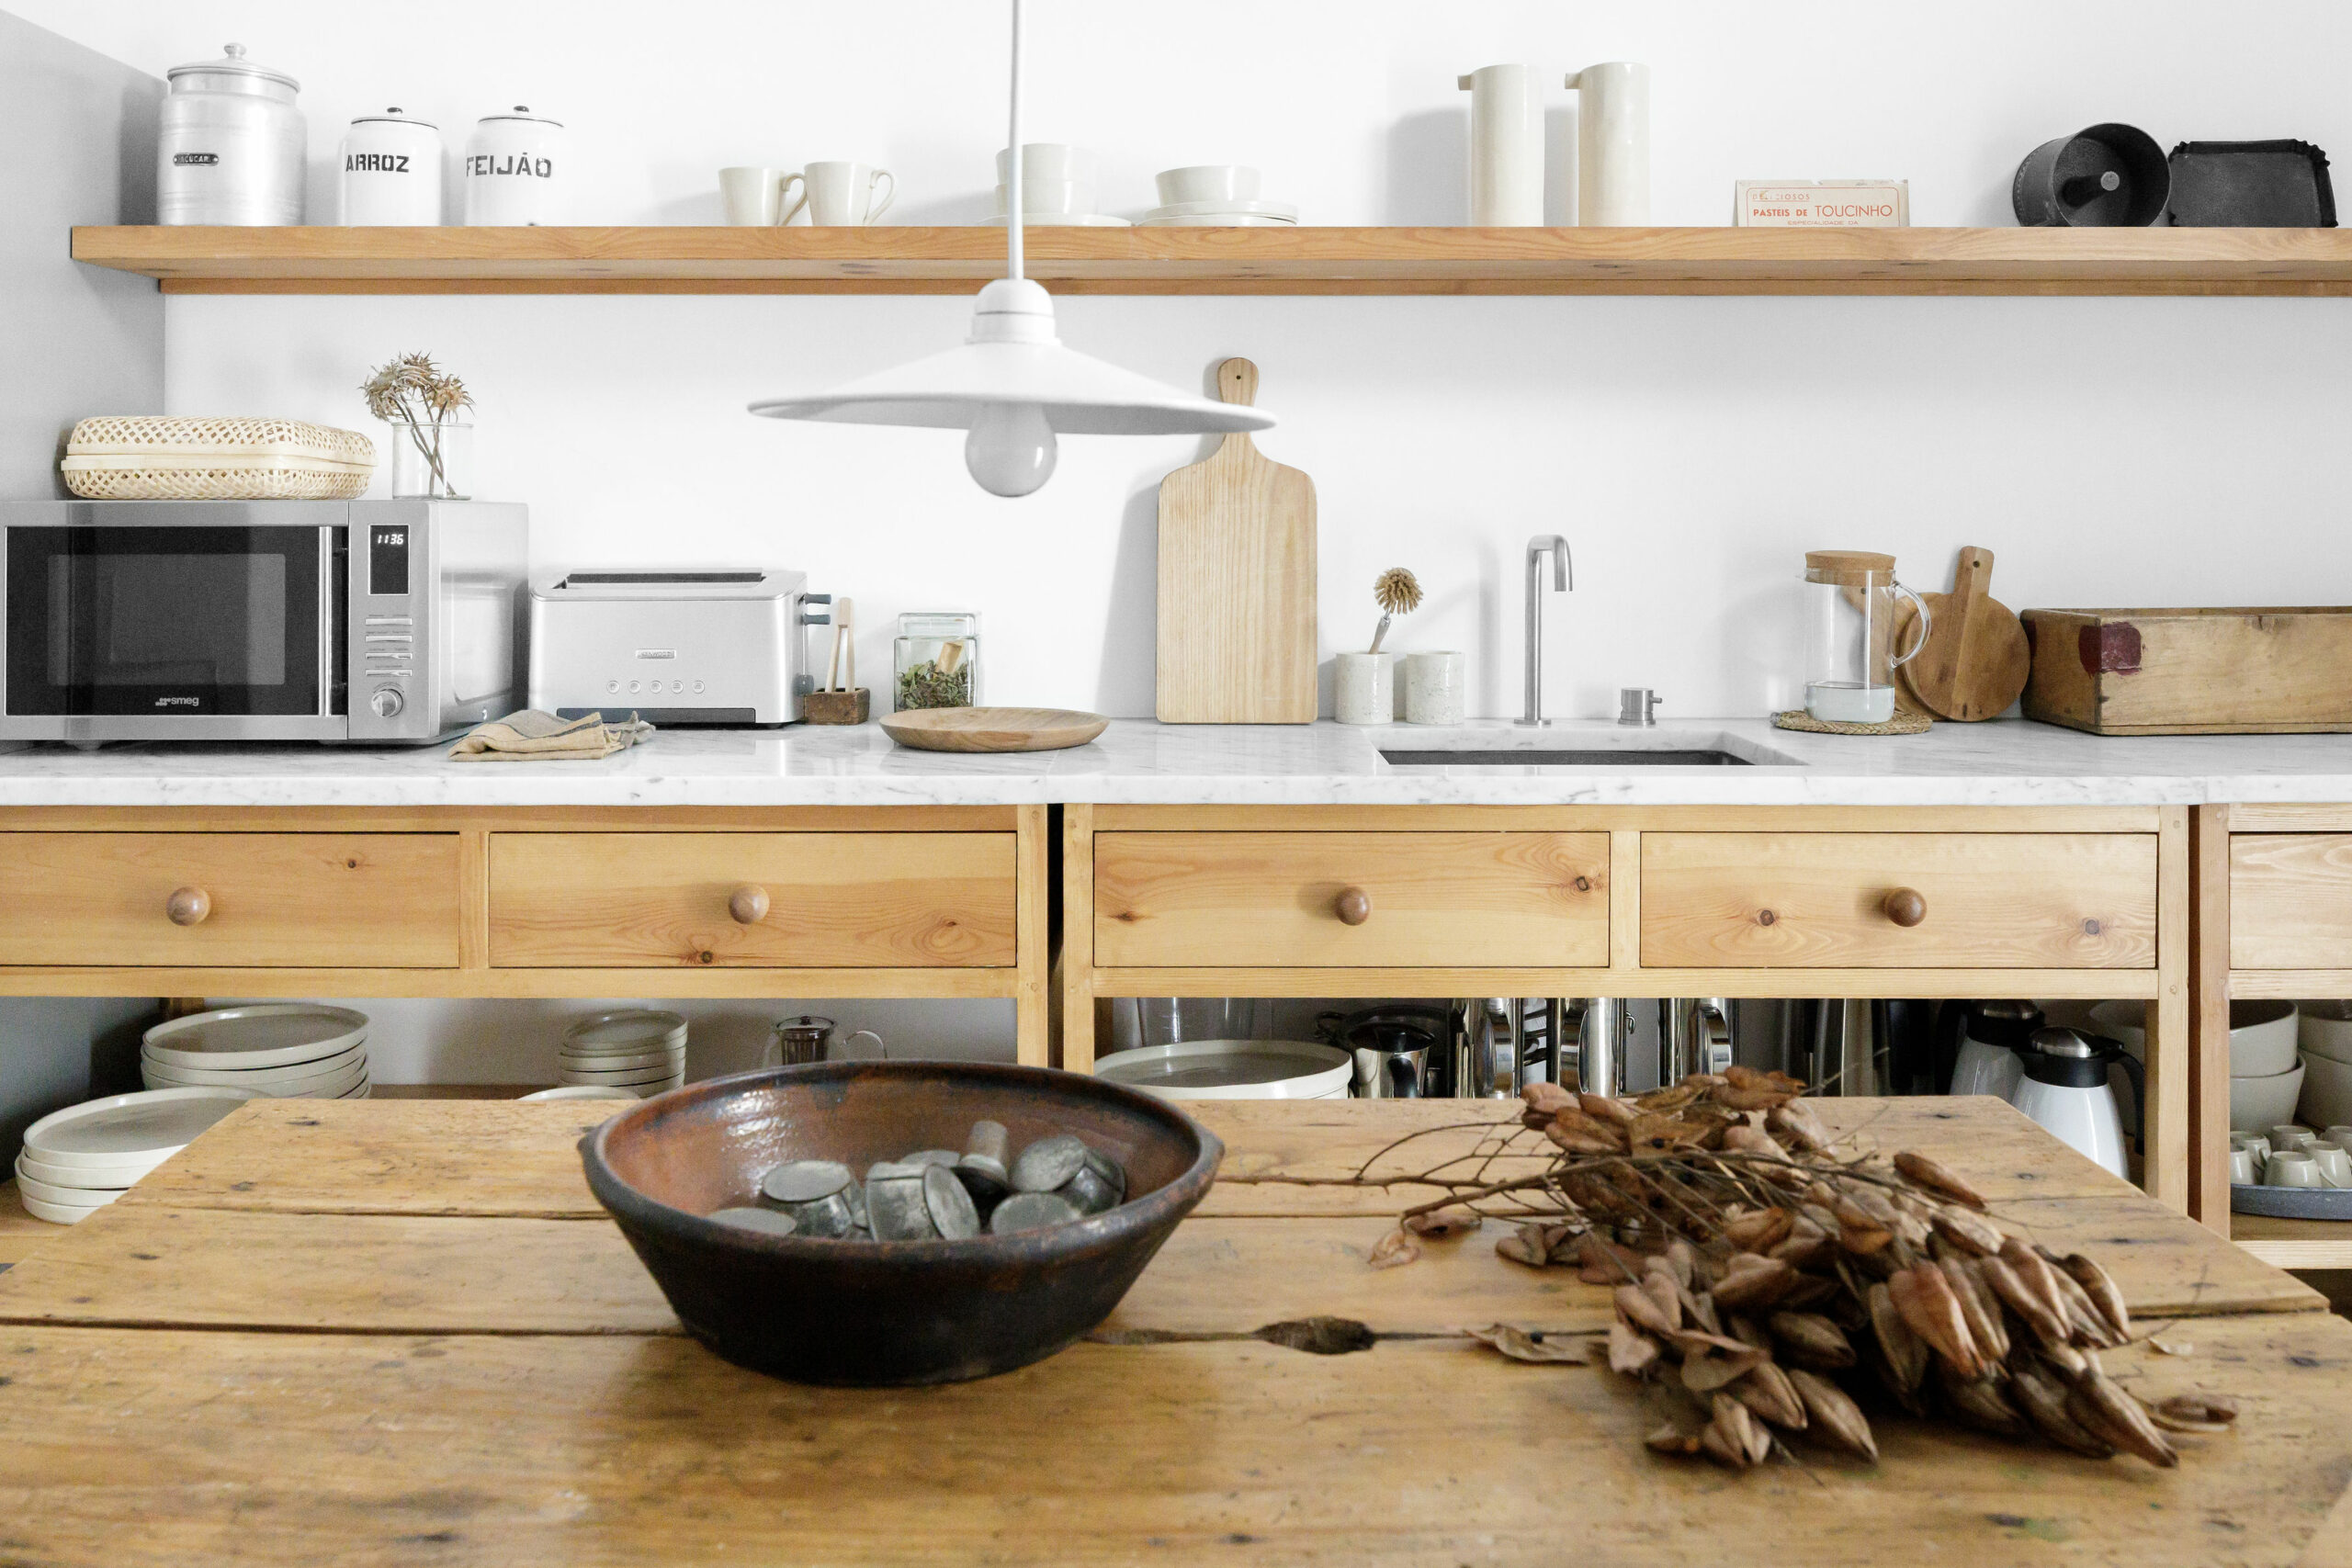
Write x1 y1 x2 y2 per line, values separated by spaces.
464 106 566 225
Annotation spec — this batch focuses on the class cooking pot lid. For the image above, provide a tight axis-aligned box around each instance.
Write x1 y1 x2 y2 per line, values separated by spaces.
1966 998 2045 1047
480 105 563 127
352 106 437 129
168 41 299 91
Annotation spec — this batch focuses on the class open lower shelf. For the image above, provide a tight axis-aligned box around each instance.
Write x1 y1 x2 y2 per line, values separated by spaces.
69 224 2352 297
2232 1211 2352 1269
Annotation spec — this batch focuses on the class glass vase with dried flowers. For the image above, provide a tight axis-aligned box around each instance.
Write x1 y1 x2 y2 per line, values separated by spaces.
363 352 474 499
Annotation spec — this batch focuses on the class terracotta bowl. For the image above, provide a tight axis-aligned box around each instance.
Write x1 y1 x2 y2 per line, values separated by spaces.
581 1061 1223 1385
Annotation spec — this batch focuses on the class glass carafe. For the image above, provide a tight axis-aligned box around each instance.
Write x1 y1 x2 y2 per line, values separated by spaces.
1802 551 1928 725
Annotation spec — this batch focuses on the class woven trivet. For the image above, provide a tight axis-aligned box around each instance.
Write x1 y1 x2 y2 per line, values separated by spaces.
1771 708 1931 737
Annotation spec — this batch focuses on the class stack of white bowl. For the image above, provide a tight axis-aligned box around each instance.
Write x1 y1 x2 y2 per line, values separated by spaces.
14 1085 257 1224
1141 164 1295 227
141 1004 371 1099
560 1010 687 1097
2299 1003 2352 1127
2208 999 2302 1131
989 143 1128 227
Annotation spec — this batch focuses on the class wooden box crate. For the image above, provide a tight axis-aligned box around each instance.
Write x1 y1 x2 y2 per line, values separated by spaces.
2023 606 2352 735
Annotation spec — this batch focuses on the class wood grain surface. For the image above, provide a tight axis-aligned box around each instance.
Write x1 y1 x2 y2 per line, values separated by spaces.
2024 606 2352 735
487 831 1016 968
1640 831 2157 969
1094 829 1609 967
0 831 458 968
877 706 1108 752
2230 834 2352 969
1155 358 1317 723
1897 545 2031 722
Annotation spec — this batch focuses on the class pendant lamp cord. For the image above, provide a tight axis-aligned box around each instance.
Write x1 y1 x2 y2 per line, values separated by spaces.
1006 0 1024 282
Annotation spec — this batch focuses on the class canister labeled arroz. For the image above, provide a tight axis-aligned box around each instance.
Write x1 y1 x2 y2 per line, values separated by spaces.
464 107 566 225
340 108 444 225
158 42 306 226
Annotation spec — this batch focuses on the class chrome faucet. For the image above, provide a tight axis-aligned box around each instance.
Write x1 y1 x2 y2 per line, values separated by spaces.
1519 535 1572 727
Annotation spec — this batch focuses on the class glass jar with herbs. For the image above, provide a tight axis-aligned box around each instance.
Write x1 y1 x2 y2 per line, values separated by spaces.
893 613 980 711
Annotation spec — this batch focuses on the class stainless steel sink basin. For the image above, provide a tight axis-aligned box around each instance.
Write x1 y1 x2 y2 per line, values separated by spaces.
1382 748 1752 766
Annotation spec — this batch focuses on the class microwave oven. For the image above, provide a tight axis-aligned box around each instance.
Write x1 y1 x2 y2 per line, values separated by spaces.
0 499 528 744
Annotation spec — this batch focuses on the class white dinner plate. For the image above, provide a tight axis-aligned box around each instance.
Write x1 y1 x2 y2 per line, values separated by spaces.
141 1041 365 1088
141 1004 369 1072
22 1086 258 1172
561 1066 682 1088
143 1050 367 1098
1137 213 1297 227
521 1085 641 1102
15 1146 138 1191
1142 197 1297 220
14 1161 128 1208
18 1189 111 1225
556 1046 684 1073
563 1010 687 1056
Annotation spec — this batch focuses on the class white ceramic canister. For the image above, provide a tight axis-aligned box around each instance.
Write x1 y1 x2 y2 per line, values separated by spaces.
158 42 306 226
1564 62 1651 226
464 107 566 225
1404 651 1466 725
340 108 443 225
1456 64 1544 226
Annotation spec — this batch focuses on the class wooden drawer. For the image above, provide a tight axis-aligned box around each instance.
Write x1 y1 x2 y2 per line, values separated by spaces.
1092 831 1609 968
1641 832 2156 969
488 833 1016 968
0 833 458 968
2231 835 2352 968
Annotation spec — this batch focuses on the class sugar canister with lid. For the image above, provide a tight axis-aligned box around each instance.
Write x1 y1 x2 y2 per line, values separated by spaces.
340 108 443 225
158 42 306 225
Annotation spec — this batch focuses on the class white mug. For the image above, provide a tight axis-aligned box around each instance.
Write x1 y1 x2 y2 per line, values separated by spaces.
2266 1148 2324 1188
800 161 893 226
2312 1141 2352 1188
719 166 803 226
2229 1147 2257 1185
2233 1132 2272 1170
2326 1125 2352 1150
2271 1124 2318 1153
1563 62 1651 226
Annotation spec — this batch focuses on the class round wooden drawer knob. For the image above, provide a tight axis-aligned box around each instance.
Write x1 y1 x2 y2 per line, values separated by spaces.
1334 887 1373 926
729 886 771 925
166 886 211 927
1882 887 1928 928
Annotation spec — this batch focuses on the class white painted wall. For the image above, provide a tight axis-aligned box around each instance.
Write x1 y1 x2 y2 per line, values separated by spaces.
19 2 2352 1077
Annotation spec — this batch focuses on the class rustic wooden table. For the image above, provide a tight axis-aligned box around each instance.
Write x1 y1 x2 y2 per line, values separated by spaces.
0 1096 2346 1566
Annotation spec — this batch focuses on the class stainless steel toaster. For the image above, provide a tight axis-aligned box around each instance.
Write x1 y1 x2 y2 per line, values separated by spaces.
526 569 823 726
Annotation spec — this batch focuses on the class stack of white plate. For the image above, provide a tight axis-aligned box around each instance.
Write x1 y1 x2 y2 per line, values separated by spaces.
560 1010 687 1097
140 1004 371 1100
14 1086 257 1224
1093 1039 1352 1101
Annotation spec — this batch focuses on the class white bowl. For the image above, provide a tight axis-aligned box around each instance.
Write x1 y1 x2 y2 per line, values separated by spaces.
2233 1061 2309 1133
995 143 1093 184
1156 164 1261 206
2301 1050 2352 1130
2222 1000 2301 1077
992 180 1096 217
2300 1002 2352 1066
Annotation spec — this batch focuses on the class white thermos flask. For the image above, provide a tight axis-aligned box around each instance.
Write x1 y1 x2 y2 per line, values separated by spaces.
464 107 567 225
339 109 444 225
1564 62 1651 226
1456 64 1544 226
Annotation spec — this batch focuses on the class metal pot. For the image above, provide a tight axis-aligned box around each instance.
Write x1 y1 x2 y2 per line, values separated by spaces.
159 42 306 226
766 1015 836 1068
1321 1006 1452 1099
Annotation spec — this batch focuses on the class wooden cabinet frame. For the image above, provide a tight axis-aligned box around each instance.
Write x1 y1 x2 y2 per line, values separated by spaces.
1059 803 2193 1213
0 805 1054 1067
2195 802 2352 1261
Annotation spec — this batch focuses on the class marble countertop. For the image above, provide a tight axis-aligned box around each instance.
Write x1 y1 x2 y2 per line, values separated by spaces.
3 717 2351 808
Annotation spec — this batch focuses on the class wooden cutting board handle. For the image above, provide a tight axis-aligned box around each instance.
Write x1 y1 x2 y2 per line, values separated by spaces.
1898 543 2032 722
1219 356 1259 406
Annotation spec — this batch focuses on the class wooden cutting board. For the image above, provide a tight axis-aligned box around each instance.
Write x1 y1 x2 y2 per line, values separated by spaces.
1156 358 1317 723
879 706 1108 752
1897 545 2031 722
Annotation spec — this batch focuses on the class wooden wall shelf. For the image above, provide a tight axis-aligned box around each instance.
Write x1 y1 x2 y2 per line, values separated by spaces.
70 224 2352 297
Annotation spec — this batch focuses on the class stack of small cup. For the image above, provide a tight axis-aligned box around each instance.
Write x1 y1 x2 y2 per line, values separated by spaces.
990 143 1124 226
559 1010 687 1098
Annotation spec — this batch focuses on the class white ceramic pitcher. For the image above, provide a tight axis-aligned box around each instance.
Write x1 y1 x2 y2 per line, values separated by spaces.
1564 62 1650 226
1456 64 1544 225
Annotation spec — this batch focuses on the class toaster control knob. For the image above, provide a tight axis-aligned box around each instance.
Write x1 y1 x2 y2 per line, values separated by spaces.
369 686 406 719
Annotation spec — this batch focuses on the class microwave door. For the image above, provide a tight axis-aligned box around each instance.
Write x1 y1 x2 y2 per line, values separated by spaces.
5 522 330 725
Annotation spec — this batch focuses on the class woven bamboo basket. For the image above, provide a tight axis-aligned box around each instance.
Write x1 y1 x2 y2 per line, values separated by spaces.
62 416 377 502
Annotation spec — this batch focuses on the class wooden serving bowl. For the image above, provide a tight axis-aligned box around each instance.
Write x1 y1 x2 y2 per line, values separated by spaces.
581 1061 1223 1385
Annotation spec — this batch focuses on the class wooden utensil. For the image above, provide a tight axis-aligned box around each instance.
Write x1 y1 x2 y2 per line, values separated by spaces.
1155 357 1317 723
1897 546 2030 722
880 706 1108 752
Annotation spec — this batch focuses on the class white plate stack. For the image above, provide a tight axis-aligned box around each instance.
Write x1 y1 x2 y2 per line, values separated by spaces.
14 1085 258 1224
560 1010 687 1097
1141 164 1295 227
140 1005 372 1100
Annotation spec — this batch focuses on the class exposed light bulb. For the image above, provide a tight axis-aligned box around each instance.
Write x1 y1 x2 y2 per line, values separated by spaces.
964 401 1057 497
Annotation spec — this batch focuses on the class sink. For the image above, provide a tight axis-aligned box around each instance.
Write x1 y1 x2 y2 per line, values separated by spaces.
1382 747 1752 766
1375 728 1804 769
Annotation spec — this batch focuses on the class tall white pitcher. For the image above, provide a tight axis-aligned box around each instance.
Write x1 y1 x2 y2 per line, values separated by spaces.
1564 62 1650 225
1456 63 1544 225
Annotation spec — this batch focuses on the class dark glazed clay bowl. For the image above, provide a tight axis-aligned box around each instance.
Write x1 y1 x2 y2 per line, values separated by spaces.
581 1060 1223 1385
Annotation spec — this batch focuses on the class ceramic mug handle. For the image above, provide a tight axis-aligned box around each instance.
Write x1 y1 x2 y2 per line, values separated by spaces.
1889 581 1933 670
864 168 895 223
776 172 808 226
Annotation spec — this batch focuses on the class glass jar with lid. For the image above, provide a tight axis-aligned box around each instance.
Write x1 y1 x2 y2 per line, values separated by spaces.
1802 551 1929 725
893 613 980 710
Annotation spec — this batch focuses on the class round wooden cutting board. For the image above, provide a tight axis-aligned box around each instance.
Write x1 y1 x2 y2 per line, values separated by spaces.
879 706 1110 752
1896 546 2031 722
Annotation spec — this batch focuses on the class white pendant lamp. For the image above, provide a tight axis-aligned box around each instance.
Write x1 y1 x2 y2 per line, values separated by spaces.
748 0 1272 497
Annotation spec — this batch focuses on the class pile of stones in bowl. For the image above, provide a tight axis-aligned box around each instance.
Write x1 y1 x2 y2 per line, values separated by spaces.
707 1120 1127 1240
